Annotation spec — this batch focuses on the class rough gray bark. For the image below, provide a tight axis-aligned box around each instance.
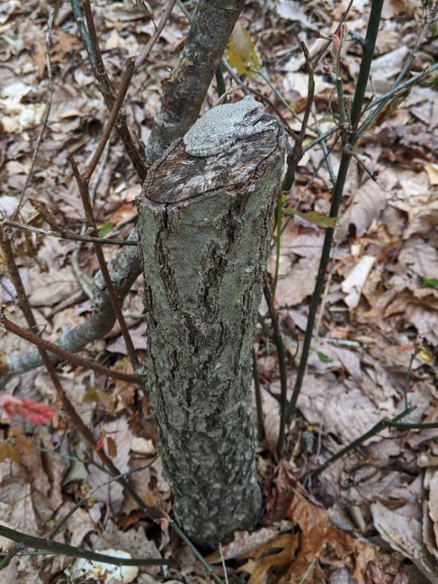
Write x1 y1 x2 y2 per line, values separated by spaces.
145 0 246 164
136 115 286 548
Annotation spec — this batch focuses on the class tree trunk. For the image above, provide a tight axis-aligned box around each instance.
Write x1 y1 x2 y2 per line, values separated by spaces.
136 111 286 548
145 0 246 164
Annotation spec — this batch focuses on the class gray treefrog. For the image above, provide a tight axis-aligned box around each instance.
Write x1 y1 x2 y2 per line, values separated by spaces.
183 96 271 158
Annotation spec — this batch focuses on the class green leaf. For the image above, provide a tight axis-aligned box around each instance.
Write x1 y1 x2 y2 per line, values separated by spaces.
225 21 261 78
421 278 438 288
98 223 113 238
284 209 338 229
316 351 333 363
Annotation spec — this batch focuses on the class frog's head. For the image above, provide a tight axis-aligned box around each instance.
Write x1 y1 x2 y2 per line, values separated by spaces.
240 96 265 126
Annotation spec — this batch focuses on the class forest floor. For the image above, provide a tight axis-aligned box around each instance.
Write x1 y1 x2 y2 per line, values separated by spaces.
0 0 437 582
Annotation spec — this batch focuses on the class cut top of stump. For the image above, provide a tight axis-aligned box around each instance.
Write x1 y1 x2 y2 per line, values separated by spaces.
141 100 286 206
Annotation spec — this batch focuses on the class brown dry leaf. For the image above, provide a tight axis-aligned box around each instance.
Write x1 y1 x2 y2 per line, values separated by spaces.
338 178 387 241
51 30 77 63
271 256 319 307
52 501 96 548
206 525 292 563
0 426 68 551
406 305 438 345
387 0 423 15
27 267 81 307
88 417 133 514
277 222 325 258
263 460 296 526
403 196 438 238
398 237 438 279
370 46 410 92
237 532 299 584
371 501 438 583
296 372 392 445
0 430 32 463
375 30 402 54
20 22 46 78
276 479 375 584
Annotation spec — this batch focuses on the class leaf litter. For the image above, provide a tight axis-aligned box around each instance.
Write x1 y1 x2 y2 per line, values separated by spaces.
0 0 437 582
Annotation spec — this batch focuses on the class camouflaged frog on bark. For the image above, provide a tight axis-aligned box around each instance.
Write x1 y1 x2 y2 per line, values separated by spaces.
183 96 274 158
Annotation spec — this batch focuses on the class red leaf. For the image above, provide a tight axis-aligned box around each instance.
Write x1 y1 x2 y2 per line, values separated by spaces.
0 395 57 424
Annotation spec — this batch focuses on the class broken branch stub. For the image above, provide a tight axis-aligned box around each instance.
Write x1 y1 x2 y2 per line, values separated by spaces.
136 109 286 548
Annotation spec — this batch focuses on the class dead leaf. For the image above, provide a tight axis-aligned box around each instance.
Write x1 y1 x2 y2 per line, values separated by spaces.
237 533 299 584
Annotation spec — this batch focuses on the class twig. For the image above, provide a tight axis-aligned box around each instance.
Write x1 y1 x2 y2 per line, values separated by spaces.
0 223 162 533
312 0 355 67
271 193 285 299
263 281 288 460
282 42 315 192
307 407 415 479
359 2 437 134
0 314 137 384
12 10 55 220
285 0 386 427
0 524 170 568
70 159 140 371
83 59 136 181
218 543 229 584
80 0 148 180
0 230 141 387
82 0 177 181
71 141 111 300
48 459 158 539
134 0 178 69
252 347 264 441
360 67 438 137
1 219 138 246
69 0 96 69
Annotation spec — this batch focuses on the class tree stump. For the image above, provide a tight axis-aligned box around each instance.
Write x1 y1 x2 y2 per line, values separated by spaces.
136 105 286 548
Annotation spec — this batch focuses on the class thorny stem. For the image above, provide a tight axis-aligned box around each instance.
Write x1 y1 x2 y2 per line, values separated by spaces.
284 0 385 429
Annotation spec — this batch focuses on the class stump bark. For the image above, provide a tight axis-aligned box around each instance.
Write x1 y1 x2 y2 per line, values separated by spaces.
136 111 286 548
